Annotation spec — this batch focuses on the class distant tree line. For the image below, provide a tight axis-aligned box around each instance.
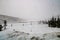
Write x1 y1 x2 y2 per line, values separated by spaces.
48 16 60 28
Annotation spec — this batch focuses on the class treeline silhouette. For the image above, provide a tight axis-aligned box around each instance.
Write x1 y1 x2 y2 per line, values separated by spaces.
48 16 60 28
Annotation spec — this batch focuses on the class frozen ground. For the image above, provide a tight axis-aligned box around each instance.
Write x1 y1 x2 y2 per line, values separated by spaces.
0 23 60 40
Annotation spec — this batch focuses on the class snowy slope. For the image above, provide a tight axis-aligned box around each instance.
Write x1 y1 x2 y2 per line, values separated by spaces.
9 23 60 34
0 23 60 40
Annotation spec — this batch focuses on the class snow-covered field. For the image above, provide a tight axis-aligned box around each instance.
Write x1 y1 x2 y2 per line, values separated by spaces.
0 23 60 40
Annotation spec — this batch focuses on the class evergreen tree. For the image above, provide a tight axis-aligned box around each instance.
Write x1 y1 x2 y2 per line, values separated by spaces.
4 20 7 30
56 16 60 28
48 17 56 27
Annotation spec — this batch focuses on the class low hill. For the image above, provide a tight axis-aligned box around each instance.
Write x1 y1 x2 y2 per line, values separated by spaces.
0 14 25 24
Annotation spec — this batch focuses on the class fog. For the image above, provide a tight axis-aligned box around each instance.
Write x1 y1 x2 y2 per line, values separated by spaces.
0 0 60 21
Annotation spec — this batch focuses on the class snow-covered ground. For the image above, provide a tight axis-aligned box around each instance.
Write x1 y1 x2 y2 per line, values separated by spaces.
0 23 60 40
8 23 60 34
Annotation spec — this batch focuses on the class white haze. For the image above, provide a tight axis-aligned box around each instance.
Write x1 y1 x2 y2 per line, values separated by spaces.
0 0 60 21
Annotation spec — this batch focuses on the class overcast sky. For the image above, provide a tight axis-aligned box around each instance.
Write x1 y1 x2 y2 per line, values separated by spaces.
0 0 60 21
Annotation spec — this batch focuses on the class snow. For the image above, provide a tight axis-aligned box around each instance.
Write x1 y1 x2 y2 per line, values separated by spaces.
0 23 60 40
9 23 60 34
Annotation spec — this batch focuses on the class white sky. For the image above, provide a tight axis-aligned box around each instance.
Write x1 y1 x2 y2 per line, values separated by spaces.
0 0 60 21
